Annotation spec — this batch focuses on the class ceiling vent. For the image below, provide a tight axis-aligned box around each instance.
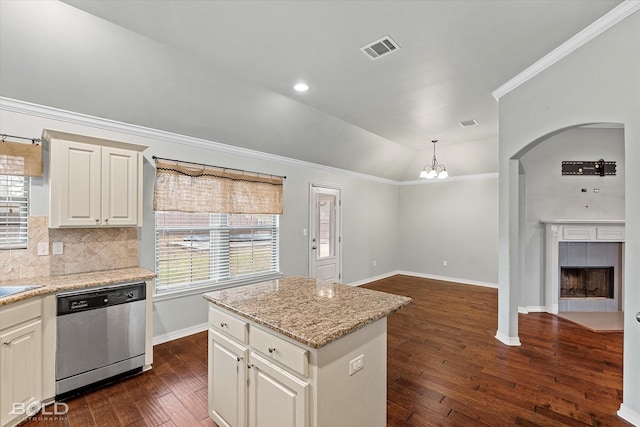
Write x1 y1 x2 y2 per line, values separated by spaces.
361 36 400 60
459 119 479 128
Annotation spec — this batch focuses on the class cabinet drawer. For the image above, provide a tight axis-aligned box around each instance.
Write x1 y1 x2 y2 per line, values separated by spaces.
0 298 41 331
250 327 308 377
209 307 248 343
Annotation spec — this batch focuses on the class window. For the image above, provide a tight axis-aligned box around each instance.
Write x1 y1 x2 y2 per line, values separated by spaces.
0 175 29 250
155 211 280 293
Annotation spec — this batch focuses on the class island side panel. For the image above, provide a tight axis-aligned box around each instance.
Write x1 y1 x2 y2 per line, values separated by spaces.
312 318 387 427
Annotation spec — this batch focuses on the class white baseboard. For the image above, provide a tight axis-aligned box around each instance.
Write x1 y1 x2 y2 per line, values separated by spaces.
495 330 521 346
153 322 208 346
348 270 498 289
518 306 547 314
396 270 498 289
348 271 400 287
618 403 640 426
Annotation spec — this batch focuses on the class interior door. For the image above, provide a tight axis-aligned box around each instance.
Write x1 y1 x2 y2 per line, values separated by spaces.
309 185 341 282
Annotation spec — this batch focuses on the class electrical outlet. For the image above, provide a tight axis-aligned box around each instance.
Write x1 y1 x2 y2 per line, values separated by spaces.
37 242 49 256
349 354 365 376
52 242 64 255
443 260 448 267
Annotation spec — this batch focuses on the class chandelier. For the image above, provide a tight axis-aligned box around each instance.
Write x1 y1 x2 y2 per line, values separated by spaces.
419 140 448 179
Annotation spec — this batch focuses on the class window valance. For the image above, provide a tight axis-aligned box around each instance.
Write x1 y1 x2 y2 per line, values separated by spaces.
0 141 43 177
153 159 284 214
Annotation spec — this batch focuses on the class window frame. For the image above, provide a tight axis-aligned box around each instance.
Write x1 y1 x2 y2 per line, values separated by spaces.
154 211 281 298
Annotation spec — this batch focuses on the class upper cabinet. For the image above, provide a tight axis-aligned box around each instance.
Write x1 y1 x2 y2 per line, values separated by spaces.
43 130 147 228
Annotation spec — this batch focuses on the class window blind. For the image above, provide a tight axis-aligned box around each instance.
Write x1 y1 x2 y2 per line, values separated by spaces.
153 159 284 214
0 141 43 176
155 211 279 293
0 175 29 250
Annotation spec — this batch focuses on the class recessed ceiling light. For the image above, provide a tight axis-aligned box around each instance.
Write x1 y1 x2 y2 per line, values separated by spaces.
294 83 309 92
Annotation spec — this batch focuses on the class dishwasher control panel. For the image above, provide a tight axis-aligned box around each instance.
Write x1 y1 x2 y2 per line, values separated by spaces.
57 282 146 315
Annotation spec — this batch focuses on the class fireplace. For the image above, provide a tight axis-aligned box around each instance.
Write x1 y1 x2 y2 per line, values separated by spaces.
560 267 614 299
543 221 624 314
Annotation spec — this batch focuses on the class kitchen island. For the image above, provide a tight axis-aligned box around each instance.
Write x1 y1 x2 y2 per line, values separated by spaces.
203 276 412 427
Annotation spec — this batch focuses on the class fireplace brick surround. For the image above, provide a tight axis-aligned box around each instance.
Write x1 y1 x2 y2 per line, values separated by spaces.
543 220 624 314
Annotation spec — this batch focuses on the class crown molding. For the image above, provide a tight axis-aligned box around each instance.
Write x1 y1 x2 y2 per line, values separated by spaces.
1 97 499 185
492 0 640 101
400 172 498 186
0 97 400 185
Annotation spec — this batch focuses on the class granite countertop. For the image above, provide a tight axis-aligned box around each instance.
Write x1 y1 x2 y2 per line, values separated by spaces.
0 267 156 306
203 276 412 349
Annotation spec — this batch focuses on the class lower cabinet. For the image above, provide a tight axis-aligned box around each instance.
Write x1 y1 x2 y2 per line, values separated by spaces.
248 352 308 427
208 304 386 427
0 300 43 427
208 329 247 427
208 307 309 427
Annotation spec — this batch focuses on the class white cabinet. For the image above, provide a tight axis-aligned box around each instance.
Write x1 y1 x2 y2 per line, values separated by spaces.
208 329 248 427
44 129 146 228
248 352 308 427
208 304 387 427
0 299 42 427
208 306 309 427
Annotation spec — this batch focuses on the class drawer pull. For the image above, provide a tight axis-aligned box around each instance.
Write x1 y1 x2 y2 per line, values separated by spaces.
220 322 228 328
268 347 276 354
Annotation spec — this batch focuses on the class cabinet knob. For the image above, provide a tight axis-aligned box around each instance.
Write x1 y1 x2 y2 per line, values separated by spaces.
220 322 228 328
2 341 11 346
268 347 276 354
105 218 109 223
636 312 640 323
95 219 100 223
236 356 243 362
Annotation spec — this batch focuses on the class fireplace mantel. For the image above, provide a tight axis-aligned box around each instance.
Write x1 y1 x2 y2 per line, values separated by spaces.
542 220 625 314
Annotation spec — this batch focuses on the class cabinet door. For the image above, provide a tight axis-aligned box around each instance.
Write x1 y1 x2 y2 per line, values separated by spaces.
50 140 102 227
101 147 139 226
0 320 42 426
248 352 308 427
209 329 248 427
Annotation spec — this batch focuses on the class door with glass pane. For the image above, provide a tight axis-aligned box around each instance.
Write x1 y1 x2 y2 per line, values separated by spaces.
309 185 341 282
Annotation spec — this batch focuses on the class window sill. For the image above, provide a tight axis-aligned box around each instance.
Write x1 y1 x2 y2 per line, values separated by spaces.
152 272 284 302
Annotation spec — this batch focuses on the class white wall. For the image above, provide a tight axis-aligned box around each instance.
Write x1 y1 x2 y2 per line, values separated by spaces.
497 9 640 421
398 177 499 285
519 127 625 309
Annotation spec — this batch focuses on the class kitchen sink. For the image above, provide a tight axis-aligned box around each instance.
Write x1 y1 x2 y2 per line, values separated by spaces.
0 285 43 298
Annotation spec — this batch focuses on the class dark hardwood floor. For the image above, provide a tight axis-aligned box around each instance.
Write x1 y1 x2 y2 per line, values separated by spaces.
22 275 627 426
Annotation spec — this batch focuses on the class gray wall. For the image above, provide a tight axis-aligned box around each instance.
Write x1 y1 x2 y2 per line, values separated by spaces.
497 10 640 418
0 107 400 338
519 127 625 309
398 178 499 285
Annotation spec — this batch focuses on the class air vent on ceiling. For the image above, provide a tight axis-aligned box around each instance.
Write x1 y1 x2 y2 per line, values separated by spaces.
459 119 479 128
361 35 400 60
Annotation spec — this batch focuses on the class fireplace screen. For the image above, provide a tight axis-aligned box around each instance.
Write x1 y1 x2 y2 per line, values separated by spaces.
560 267 614 298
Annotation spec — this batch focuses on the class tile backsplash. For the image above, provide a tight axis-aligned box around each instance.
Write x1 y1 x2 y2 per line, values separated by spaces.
0 216 138 281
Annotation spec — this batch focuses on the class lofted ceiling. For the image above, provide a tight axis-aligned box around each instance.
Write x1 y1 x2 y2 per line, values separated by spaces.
1 0 623 180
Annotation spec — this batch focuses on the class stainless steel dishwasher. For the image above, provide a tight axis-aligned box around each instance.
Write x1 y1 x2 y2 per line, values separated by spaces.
55 281 146 396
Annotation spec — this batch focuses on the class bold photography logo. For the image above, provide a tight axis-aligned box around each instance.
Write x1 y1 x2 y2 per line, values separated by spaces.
11 400 69 418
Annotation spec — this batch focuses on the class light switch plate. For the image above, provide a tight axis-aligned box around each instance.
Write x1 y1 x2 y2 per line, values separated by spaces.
37 242 49 256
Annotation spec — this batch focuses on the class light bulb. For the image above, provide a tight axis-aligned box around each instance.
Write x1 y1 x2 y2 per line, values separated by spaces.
438 169 449 179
